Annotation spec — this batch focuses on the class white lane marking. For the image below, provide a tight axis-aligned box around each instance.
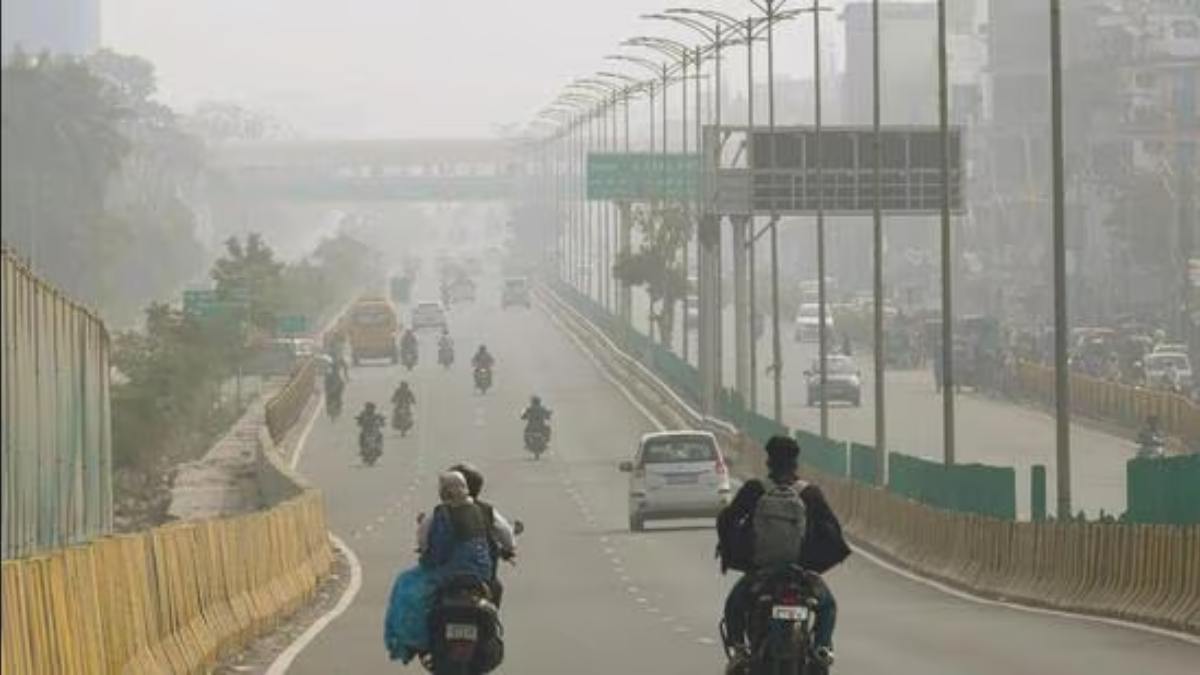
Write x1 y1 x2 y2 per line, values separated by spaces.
264 534 363 675
697 637 717 646
850 543 1200 646
673 625 690 633
539 301 667 431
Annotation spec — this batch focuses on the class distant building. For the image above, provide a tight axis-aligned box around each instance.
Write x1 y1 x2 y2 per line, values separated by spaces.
1 0 100 57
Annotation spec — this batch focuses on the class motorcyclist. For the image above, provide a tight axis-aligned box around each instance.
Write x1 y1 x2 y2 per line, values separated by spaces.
438 327 454 353
718 436 849 671
448 462 517 606
520 395 552 441
472 345 495 372
392 381 417 411
356 402 385 449
401 328 419 358
416 471 493 586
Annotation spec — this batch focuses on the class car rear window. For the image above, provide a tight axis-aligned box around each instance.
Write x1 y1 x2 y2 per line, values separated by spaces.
641 438 717 464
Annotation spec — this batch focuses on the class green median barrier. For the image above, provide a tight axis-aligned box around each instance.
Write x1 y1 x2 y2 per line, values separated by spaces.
887 451 1016 520
849 443 880 485
795 429 848 477
1127 454 1200 525
744 411 789 448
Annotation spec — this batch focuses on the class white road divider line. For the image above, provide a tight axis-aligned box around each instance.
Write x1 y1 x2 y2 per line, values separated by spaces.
265 534 363 675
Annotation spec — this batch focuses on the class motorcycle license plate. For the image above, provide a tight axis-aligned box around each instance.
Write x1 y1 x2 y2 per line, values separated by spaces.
445 623 478 641
771 605 808 621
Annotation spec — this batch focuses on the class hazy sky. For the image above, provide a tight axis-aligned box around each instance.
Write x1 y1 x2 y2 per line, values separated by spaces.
103 0 850 139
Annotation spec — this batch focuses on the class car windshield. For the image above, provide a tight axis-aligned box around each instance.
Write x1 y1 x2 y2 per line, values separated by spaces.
416 303 441 313
814 358 856 374
641 438 716 464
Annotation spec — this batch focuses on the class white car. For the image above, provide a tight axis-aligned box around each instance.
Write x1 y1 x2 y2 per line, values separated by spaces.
794 303 834 343
411 301 447 331
620 431 731 532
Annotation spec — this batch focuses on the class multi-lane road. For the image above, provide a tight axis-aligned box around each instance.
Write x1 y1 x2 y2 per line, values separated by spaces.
285 278 1196 674
628 291 1132 518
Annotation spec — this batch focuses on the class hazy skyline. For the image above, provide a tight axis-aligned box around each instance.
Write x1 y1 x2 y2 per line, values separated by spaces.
103 0 856 139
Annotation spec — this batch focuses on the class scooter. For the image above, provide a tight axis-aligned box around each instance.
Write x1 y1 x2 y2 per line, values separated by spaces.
439 344 455 369
359 426 384 466
474 367 493 395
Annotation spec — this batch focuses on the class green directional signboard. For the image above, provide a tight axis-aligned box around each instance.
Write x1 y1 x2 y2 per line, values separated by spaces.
276 314 310 335
587 152 700 201
183 289 247 322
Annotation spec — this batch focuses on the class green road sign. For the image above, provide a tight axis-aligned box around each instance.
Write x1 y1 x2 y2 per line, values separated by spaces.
183 289 247 321
587 152 700 201
276 314 310 335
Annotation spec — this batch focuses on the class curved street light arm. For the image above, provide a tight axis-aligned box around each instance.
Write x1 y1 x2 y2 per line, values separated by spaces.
666 7 741 30
642 13 718 40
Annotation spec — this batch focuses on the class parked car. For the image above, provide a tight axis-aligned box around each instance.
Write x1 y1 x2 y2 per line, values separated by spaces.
619 431 731 532
411 301 448 331
501 277 531 308
805 354 863 407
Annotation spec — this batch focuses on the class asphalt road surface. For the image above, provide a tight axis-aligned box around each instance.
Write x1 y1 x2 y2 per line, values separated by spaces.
628 290 1131 518
286 278 1196 674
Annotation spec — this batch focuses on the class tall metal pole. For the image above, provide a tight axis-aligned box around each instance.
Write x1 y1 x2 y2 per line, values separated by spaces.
682 51 691 363
746 16 759 414
937 0 956 466
767 0 784 425
813 0 830 438
871 0 887 484
1049 0 1071 517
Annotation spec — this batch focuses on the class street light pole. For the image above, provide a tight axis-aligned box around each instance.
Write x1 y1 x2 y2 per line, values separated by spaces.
871 0 887 484
1049 0 1072 517
766 0 784 426
937 0 956 465
811 0 831 439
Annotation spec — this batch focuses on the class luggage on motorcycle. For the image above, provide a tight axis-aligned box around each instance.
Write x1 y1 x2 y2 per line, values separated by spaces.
752 480 808 568
716 502 756 574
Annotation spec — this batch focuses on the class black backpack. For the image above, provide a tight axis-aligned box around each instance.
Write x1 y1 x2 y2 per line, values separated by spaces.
716 480 768 573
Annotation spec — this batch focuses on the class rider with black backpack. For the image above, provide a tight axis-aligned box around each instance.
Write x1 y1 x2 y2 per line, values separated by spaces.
717 435 850 671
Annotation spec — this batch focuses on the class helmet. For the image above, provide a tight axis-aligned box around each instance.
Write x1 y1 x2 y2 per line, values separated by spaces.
365 402 376 412
449 462 484 498
530 395 541 406
478 344 488 352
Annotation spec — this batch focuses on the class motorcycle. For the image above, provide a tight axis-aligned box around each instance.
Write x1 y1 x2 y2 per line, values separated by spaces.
420 521 524 675
402 345 419 371
439 344 455 369
523 422 550 460
474 367 493 395
325 384 343 420
392 404 414 437
722 565 828 675
359 426 384 466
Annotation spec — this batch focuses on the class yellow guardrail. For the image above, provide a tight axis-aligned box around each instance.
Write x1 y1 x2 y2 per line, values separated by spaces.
1015 360 1200 441
814 471 1200 635
0 491 332 674
265 357 317 445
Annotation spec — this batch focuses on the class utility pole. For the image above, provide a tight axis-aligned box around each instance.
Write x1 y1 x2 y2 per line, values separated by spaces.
871 0 887 485
747 17 759 414
1049 0 1071 517
766 0 784 426
937 0 956 465
813 0 830 438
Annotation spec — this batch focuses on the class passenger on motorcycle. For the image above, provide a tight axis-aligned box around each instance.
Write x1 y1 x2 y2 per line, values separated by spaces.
392 381 417 410
438 327 454 352
717 436 850 671
449 463 517 606
416 471 494 586
472 345 495 371
520 395 552 439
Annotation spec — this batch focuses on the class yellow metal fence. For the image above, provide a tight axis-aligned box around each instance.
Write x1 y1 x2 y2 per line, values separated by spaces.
0 491 333 674
1016 361 1200 441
